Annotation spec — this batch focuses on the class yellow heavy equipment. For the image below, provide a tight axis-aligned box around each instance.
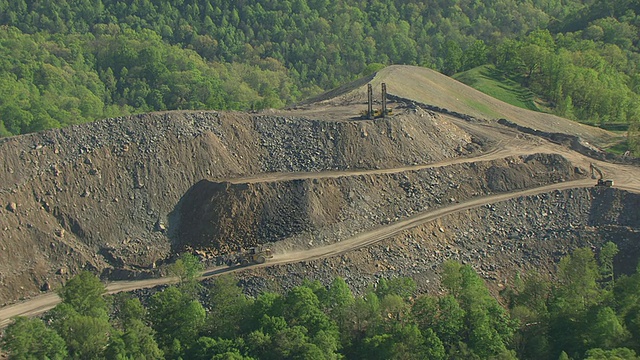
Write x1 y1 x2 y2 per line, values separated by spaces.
590 163 614 187
226 246 273 267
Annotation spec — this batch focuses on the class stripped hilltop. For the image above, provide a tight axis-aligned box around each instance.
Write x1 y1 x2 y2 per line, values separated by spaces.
1 65 638 307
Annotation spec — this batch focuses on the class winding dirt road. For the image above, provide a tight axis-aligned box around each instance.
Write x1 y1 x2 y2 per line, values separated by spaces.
2 113 640 330
0 175 633 329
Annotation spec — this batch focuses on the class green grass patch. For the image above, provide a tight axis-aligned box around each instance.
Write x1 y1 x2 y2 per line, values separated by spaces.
454 65 541 112
605 140 629 155
462 98 502 119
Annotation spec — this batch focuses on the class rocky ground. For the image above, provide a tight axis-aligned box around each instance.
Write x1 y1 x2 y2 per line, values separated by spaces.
0 72 638 306
0 105 480 305
235 187 640 297
180 153 580 257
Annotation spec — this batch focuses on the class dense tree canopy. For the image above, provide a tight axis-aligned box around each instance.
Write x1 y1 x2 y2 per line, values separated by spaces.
3 243 639 359
0 0 638 153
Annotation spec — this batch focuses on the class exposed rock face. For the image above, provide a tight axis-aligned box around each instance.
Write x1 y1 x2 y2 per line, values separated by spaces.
236 188 640 297
0 107 478 304
174 153 579 256
0 103 637 306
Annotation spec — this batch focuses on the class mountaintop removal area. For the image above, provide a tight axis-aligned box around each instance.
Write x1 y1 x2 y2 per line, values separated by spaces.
1 65 639 318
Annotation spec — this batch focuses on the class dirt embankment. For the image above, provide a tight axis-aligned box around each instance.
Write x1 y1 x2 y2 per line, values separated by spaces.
2 64 639 330
0 108 478 305
175 153 580 257
0 111 259 304
236 187 640 297
0 75 635 308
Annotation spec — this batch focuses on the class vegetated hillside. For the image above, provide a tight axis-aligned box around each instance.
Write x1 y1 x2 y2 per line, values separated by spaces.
453 65 543 111
0 0 638 156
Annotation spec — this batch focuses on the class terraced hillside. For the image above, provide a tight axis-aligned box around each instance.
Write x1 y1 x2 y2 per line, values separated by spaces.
1 65 639 319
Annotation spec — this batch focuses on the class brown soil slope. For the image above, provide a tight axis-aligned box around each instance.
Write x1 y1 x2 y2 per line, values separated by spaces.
304 65 617 146
0 106 480 304
176 153 578 255
241 187 640 296
0 65 636 308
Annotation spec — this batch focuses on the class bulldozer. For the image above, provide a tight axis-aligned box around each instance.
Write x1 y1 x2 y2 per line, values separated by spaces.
226 246 273 267
590 163 614 187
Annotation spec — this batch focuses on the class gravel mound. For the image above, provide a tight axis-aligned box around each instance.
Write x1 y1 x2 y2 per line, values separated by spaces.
237 188 640 297
0 107 479 304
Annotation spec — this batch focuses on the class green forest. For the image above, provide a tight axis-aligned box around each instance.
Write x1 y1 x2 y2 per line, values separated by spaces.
0 0 639 154
2 244 640 360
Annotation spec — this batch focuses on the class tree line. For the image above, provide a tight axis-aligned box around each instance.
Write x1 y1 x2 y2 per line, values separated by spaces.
2 242 640 359
0 0 638 154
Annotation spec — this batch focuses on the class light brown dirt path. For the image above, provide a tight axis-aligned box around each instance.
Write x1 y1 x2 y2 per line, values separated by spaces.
268 179 594 263
3 109 640 329
217 113 626 192
0 278 181 329
3 174 636 329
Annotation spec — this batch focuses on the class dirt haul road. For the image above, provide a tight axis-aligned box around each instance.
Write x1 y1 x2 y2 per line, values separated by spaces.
2 112 640 329
2 172 637 329
215 111 628 192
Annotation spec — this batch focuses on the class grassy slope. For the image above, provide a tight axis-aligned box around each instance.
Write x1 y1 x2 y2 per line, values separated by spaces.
453 65 541 112
452 65 629 153
318 65 618 147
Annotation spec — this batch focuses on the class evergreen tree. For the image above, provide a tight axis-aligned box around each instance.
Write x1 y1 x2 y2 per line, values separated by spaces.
1 317 68 359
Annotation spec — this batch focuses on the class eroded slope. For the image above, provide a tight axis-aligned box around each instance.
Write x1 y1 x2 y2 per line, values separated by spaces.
237 187 640 296
0 107 479 304
175 154 580 257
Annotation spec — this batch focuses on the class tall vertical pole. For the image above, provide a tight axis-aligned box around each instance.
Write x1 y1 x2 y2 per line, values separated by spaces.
367 84 373 119
381 83 387 118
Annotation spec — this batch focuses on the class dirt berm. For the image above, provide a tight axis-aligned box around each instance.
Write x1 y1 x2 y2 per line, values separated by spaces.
0 107 482 305
175 153 579 256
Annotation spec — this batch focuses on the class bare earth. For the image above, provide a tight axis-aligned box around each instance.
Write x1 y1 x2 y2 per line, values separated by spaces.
1 65 639 330
2 129 639 327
